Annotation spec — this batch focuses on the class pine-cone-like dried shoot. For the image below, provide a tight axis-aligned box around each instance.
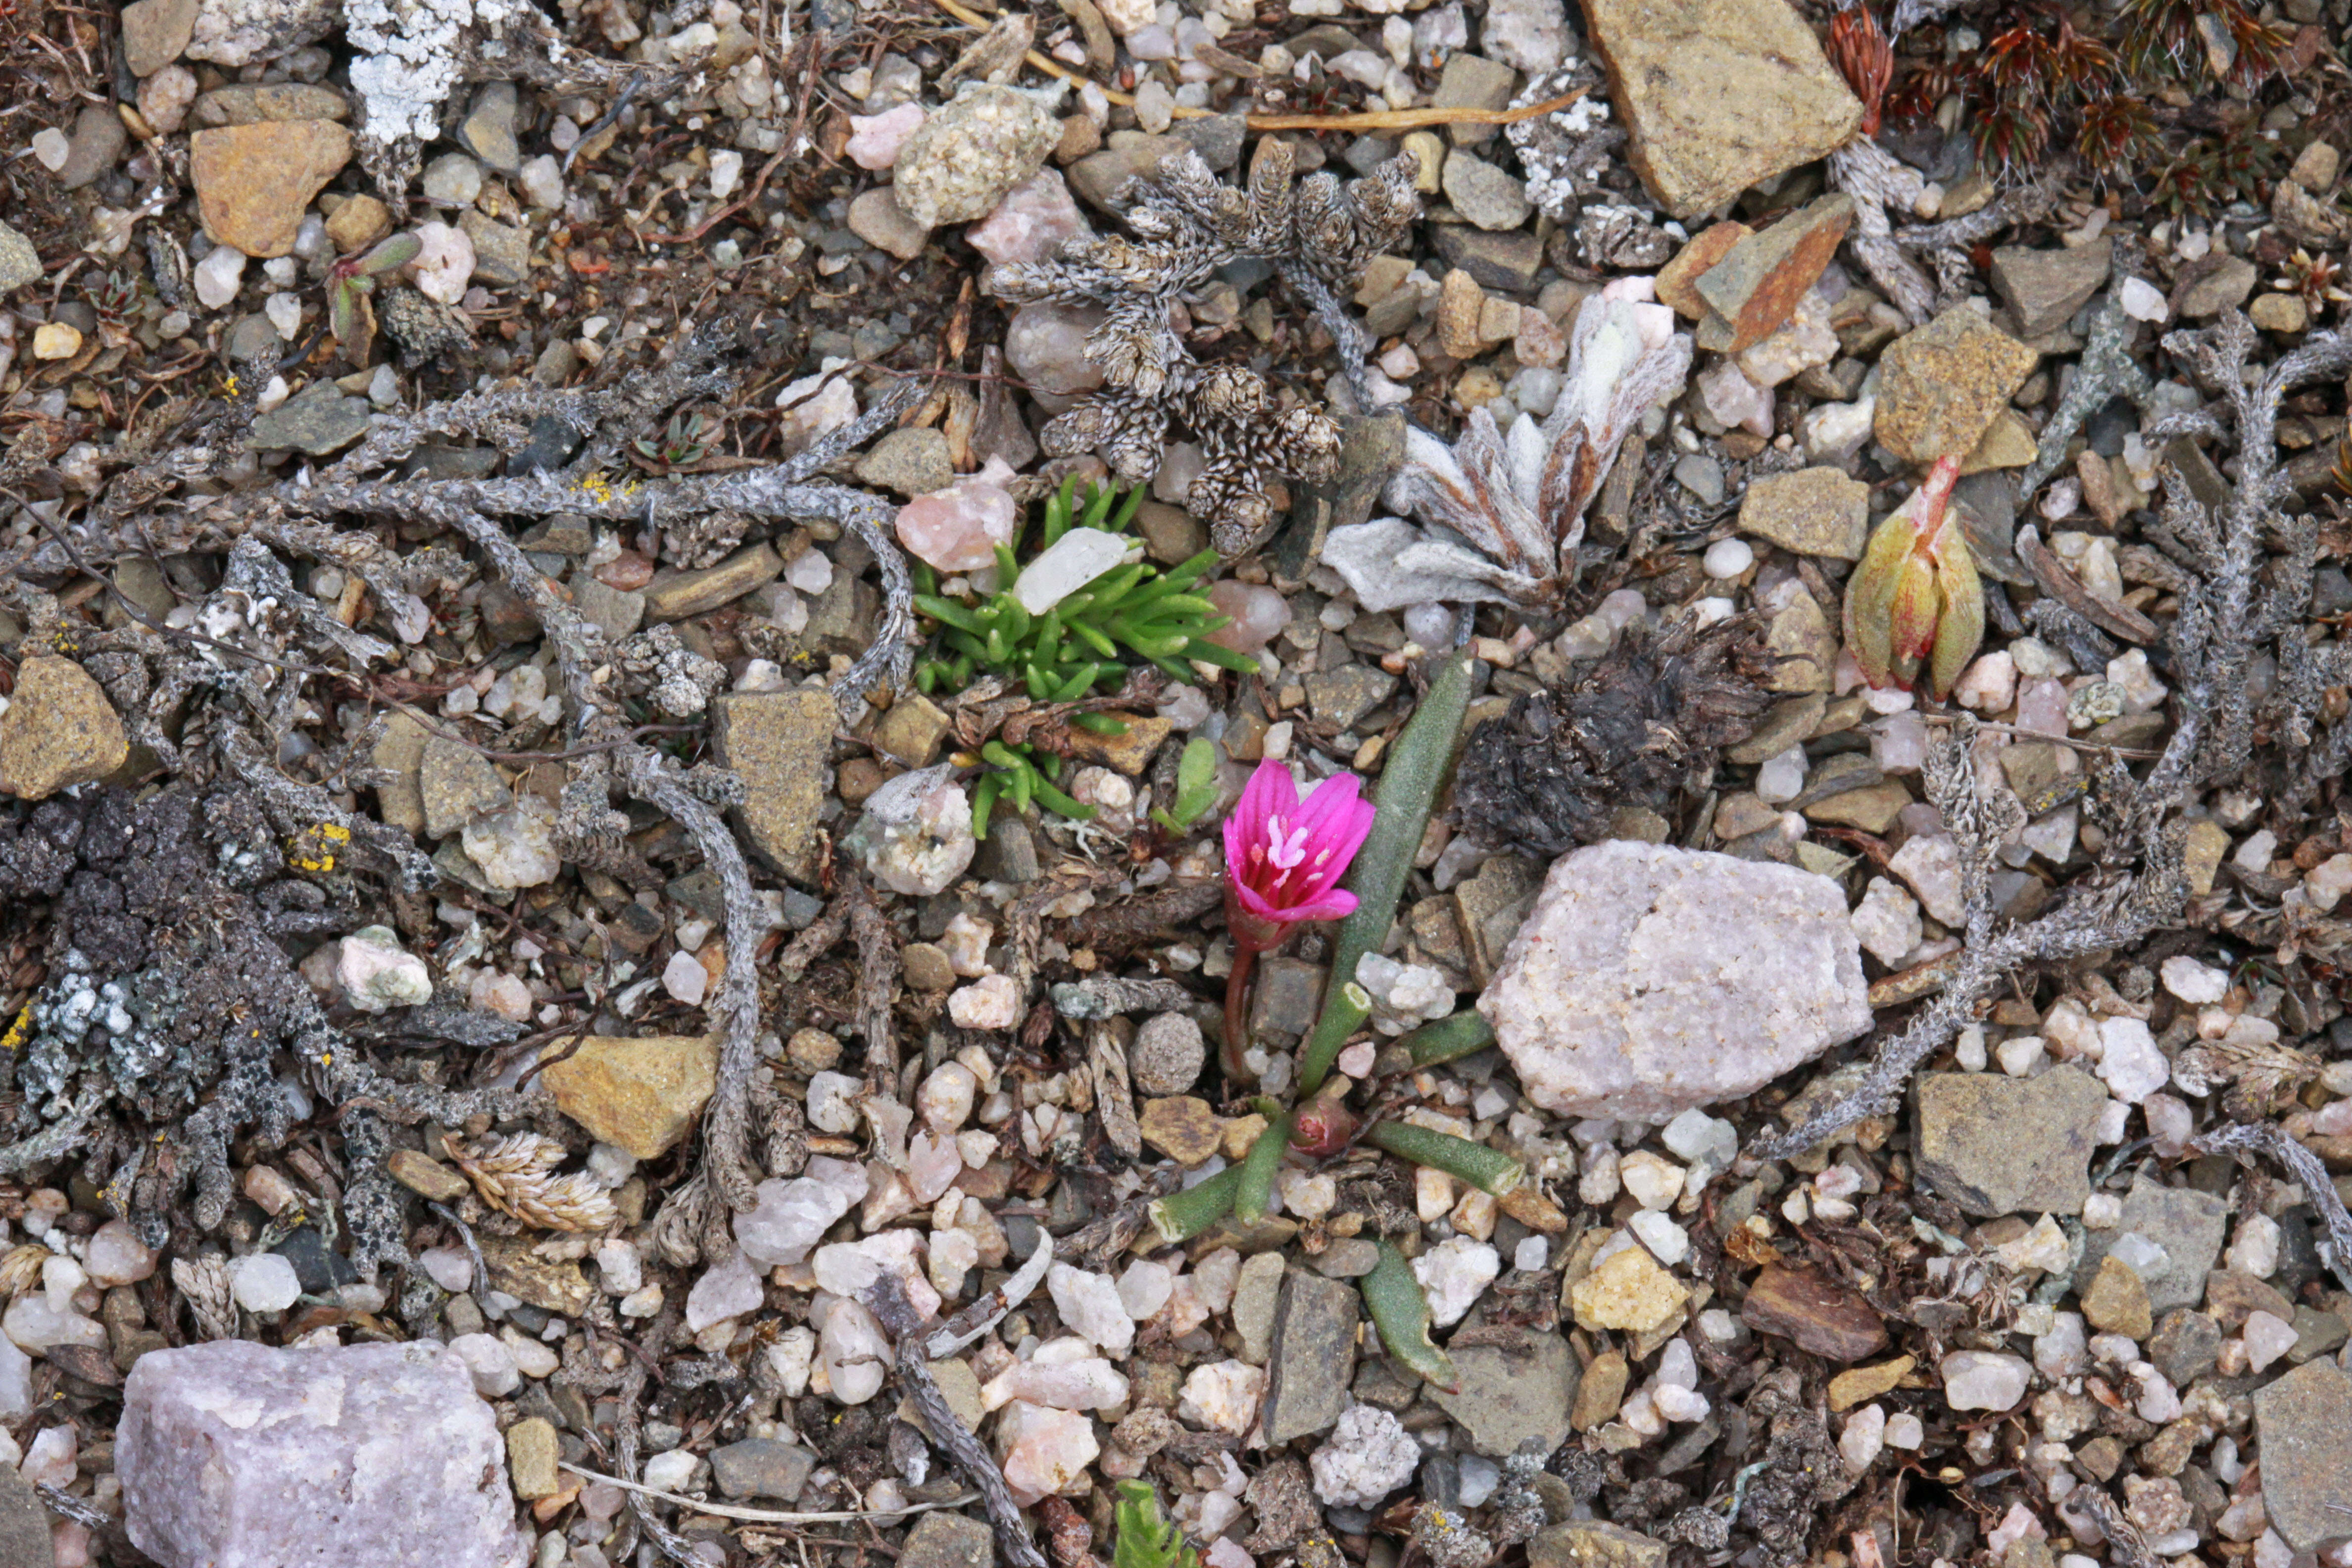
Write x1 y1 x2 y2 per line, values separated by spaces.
1453 614 1772 857
616 622 728 717
443 1131 619 1232
988 138 1419 554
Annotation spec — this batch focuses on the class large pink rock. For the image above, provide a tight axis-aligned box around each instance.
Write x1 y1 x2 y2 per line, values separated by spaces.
120 1340 522 1568
895 456 1021 572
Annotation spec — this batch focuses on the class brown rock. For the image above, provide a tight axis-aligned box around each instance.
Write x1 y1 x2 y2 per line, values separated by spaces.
190 120 353 258
1138 1096 1222 1165
539 1034 721 1159
643 540 782 620
1960 407 2038 474
1570 1348 1628 1430
1694 193 1854 353
2204 1268 2296 1330
1873 306 2038 465
191 83 349 125
325 195 391 254
1740 1265 1889 1361
1805 781 1912 833
1438 267 1487 360
1581 0 1862 220
507 1418 560 1500
1655 221 1750 318
1531 1520 1668 1568
2080 1255 2154 1339
386 1148 472 1203
0 655 129 800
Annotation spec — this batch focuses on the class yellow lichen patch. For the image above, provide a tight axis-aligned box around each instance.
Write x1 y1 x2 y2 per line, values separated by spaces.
285 821 352 873
0 1006 31 1054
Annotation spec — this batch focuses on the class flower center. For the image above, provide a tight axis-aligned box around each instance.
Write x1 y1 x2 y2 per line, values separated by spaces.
1263 814 1311 888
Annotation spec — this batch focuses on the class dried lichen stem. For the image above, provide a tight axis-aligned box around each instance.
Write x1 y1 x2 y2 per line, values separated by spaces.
864 1272 1049 1568
2194 1120 2352 1293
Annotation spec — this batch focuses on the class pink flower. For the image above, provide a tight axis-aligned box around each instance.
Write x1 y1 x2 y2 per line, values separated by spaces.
1222 759 1375 953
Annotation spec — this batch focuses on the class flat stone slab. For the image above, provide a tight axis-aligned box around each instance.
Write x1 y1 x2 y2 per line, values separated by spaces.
120 1339 521 1568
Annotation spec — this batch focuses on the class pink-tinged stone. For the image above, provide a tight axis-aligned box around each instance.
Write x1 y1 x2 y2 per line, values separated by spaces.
895 456 1021 572
409 220 476 306
120 1340 522 1568
847 104 925 171
980 1349 1130 1412
968 170 1089 267
1003 302 1108 396
1177 1359 1265 1436
997 1401 1100 1504
1202 581 1287 654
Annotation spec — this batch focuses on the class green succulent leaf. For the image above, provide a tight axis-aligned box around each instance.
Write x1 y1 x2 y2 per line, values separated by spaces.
359 231 423 276
1114 1483 1203 1568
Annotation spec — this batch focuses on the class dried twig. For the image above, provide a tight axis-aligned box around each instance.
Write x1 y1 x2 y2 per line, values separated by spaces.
2193 1120 2352 1293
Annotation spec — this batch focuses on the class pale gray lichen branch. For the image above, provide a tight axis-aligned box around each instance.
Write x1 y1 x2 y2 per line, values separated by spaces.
2192 1120 2352 1293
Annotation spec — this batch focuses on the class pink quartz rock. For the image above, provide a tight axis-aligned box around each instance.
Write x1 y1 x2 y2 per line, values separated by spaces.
895 456 1021 572
996 1401 1099 1504
967 170 1089 267
846 104 925 171
1202 581 1288 654
408 221 476 306
120 1340 521 1568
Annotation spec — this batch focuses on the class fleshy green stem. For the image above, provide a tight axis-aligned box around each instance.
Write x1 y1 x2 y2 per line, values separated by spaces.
1146 1166 1242 1244
1365 1120 1525 1196
1361 1239 1457 1391
1233 1102 1294 1222
1398 1010 1497 1069
1299 648 1475 1094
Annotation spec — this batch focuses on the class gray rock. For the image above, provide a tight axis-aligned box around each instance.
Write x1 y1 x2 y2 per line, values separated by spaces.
458 211 529 287
1432 226 1543 292
891 85 1061 227
2178 254 2258 320
971 815 1040 882
458 81 521 173
1455 851 1543 984
2070 1172 2228 1313
1480 842 1870 1121
1990 238 2111 339
847 187 932 262
1172 111 1247 172
1129 1011 1205 1096
1672 452 1725 507
248 381 370 455
1434 53 1518 147
2148 1309 2221 1387
419 735 509 839
120 1340 519 1568
2251 1360 2352 1550
1233 1250 1287 1363
711 689 836 882
1429 1324 1578 1458
0 221 40 294
901 1512 995 1568
56 102 127 190
1065 134 1191 213
122 0 200 75
0 1465 52 1568
573 579 645 642
1312 1238 1381 1277
370 710 430 836
1248 954 1325 1037
854 426 955 497
1304 664 1398 730
191 82 349 124
1262 1270 1360 1443
1442 151 1532 231
1912 1065 2107 1217
710 1437 815 1502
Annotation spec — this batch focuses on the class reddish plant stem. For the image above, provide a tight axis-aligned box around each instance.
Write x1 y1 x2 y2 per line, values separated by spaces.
1223 944 1257 1081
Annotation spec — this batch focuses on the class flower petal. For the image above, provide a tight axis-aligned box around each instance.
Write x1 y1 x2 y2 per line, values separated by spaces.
1223 758 1295 886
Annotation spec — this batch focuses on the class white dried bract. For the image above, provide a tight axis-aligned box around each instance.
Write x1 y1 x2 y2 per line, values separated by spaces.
1323 288 1692 611
444 1130 619 1232
988 139 1420 553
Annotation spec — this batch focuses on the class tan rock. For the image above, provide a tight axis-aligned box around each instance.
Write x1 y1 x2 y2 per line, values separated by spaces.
539 1034 721 1160
1438 267 1486 360
1568 1245 1688 1333
1138 1096 1222 1166
370 709 430 835
507 1418 560 1499
0 655 128 800
1960 407 2039 474
642 540 782 620
1694 193 1854 353
1828 1355 1915 1412
325 195 391 254
1873 306 2038 465
386 1148 472 1203
1570 1348 1629 1430
190 120 353 258
1739 465 1870 559
1581 0 1862 220
2081 1255 2154 1339
1067 712 1171 775
710 689 835 881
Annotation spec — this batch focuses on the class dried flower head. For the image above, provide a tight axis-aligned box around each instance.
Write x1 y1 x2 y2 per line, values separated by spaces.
989 138 1419 553
1324 287 1691 611
1843 455 1984 699
444 1131 618 1232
